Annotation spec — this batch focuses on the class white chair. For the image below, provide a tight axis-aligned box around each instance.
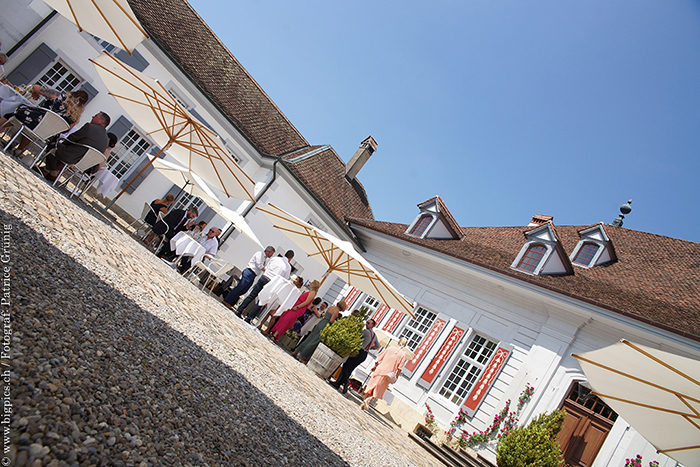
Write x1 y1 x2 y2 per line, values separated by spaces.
153 211 169 252
53 144 106 193
129 202 157 237
186 258 233 295
2 109 70 162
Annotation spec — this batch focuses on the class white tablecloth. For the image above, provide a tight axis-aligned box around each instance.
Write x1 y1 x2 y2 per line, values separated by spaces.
257 275 302 317
0 85 33 116
93 168 119 197
169 231 206 266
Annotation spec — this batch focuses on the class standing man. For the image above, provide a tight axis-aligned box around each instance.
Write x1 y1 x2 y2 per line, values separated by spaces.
333 319 380 393
41 112 111 181
223 246 275 310
237 249 294 323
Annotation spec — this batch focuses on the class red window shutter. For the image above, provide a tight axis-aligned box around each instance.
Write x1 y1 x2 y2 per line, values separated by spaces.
461 345 512 417
344 287 361 308
383 310 405 333
372 304 389 323
404 318 447 374
419 325 466 386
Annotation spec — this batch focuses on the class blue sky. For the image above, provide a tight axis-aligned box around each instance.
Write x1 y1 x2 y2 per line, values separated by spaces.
189 0 700 242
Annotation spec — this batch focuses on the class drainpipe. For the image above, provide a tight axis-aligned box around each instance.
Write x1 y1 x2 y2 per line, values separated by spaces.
6 11 57 57
219 157 278 243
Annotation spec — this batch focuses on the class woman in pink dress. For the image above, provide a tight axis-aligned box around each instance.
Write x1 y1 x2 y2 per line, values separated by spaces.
269 280 320 342
361 337 408 411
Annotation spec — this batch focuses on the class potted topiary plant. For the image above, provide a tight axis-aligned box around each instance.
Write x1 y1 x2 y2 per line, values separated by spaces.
496 410 565 467
307 315 364 378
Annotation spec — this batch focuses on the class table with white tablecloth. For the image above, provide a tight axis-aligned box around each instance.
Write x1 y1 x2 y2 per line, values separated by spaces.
256 275 302 321
169 231 206 267
93 168 120 197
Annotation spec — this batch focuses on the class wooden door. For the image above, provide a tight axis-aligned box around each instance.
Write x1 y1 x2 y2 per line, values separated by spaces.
559 382 617 467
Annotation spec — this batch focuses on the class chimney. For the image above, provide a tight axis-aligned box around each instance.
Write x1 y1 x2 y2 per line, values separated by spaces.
528 214 553 227
346 136 378 180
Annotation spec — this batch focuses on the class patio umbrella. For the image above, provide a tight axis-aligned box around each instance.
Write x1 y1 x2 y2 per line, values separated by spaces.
44 0 148 55
573 339 700 466
149 156 263 248
149 156 222 210
256 203 415 317
210 205 263 249
374 329 414 359
90 52 256 207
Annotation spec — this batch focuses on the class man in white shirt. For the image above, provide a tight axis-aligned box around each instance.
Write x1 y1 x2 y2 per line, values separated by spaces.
237 249 295 323
223 246 275 310
177 227 221 273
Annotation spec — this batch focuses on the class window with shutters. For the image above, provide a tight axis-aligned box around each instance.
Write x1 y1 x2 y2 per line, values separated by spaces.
36 61 81 94
438 333 498 405
399 306 437 351
109 129 152 180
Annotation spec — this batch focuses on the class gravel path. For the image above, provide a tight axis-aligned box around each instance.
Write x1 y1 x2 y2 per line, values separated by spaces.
0 153 441 467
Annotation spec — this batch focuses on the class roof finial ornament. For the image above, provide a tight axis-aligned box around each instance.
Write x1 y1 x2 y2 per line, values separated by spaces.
611 199 632 227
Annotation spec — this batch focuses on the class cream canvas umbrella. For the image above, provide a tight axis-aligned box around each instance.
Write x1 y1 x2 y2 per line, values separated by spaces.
149 156 222 210
374 329 414 359
210 205 263 249
573 339 700 466
44 0 148 55
149 156 263 248
256 203 415 317
90 52 256 206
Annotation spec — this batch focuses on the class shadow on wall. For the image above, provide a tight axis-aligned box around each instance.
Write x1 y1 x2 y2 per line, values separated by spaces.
4 209 350 466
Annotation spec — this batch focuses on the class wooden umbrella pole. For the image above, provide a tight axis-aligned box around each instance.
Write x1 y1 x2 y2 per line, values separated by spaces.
319 268 333 286
105 142 171 211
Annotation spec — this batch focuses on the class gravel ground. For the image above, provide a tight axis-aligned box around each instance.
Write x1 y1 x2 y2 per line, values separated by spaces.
0 154 442 467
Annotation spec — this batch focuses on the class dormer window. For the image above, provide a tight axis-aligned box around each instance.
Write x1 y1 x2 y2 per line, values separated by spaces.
517 244 547 273
409 214 433 237
511 221 574 276
405 196 462 239
570 224 616 269
572 242 599 266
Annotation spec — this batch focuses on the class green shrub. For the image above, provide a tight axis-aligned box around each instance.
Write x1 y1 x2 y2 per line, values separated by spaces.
320 315 364 358
496 410 565 467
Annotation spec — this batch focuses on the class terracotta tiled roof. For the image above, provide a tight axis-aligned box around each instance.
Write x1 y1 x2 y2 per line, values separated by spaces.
282 146 373 224
127 0 375 229
348 219 700 341
129 0 308 156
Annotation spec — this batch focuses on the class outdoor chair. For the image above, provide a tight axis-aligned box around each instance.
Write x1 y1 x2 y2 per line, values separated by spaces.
129 202 157 238
53 144 106 195
2 109 70 162
185 258 233 295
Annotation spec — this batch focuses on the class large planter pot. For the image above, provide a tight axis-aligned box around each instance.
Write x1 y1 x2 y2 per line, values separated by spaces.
307 343 343 379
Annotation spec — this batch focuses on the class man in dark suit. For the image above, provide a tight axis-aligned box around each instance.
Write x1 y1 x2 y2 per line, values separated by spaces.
42 112 111 181
155 207 199 259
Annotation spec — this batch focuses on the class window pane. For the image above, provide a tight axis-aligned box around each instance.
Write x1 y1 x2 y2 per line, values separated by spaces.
517 244 546 273
438 333 497 405
409 215 432 237
573 242 599 266
109 129 152 180
36 61 82 95
399 306 437 351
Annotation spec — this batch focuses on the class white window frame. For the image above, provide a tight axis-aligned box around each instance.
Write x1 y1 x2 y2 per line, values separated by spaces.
109 128 152 180
398 306 438 351
35 60 82 95
437 332 498 406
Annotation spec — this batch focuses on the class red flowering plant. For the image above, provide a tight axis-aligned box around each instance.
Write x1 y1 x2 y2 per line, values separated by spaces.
624 454 659 467
424 403 438 433
451 383 537 449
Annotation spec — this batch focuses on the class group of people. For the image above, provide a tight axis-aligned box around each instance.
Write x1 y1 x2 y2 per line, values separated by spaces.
216 245 408 409
0 77 116 182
